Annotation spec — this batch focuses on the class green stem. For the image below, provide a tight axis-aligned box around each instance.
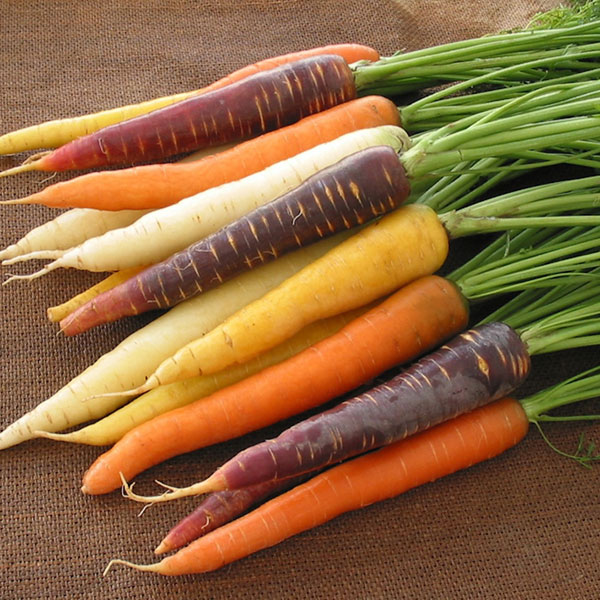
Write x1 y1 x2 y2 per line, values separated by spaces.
353 21 600 92
404 120 600 178
522 365 600 422
441 214 600 238
517 298 600 355
451 226 600 300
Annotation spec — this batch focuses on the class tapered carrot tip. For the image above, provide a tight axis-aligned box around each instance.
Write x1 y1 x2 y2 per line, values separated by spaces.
103 558 161 576
120 472 224 504
154 539 172 555
83 385 147 402
2 263 57 284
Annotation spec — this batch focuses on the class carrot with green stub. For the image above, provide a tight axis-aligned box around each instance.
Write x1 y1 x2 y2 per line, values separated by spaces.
2 96 400 211
4 18 599 175
58 144 411 335
108 358 600 574
0 44 379 156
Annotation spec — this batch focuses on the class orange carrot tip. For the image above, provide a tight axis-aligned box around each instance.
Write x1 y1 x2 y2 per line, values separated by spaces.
120 472 223 504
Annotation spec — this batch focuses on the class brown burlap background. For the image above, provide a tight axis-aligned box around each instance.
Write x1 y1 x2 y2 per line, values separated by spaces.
1 1 599 598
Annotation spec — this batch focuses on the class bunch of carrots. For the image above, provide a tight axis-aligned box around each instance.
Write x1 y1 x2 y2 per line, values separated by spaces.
1 0 600 576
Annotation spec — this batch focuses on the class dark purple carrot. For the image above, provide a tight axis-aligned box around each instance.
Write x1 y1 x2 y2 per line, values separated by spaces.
59 144 411 335
1 54 357 176
121 321 532 502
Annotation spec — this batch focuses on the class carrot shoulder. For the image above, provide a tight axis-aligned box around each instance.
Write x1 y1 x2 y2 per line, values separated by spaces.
7 96 400 210
81 275 468 495
107 397 528 575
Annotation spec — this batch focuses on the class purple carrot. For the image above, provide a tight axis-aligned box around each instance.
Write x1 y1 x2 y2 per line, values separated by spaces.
122 321 531 503
154 475 308 555
60 144 410 335
9 54 357 173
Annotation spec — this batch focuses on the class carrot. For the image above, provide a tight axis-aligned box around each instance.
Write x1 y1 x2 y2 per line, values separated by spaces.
0 44 379 155
5 20 599 171
107 361 600 574
0 207 149 262
4 125 409 277
38 302 371 446
108 225 600 500
0 54 358 177
155 476 308 555
46 267 147 323
107 397 530 575
3 96 400 210
84 204 448 390
0 234 347 450
80 275 467 494
59 144 411 335
120 322 532 503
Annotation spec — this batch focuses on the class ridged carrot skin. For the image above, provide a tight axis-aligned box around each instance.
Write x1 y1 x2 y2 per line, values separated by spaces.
81 275 468 495
0 44 379 154
126 322 529 503
116 204 449 390
60 145 410 335
8 96 400 210
206 323 530 493
110 398 528 575
29 55 357 172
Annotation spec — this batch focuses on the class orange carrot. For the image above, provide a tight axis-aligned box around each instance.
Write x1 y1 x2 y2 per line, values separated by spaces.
81 275 469 495
4 96 399 210
105 397 529 575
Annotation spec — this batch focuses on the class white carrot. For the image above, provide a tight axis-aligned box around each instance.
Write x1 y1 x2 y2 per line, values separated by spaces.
0 234 346 450
0 208 149 262
4 126 410 278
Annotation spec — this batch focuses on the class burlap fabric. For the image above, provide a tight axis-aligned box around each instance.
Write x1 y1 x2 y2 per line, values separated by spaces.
1 1 599 598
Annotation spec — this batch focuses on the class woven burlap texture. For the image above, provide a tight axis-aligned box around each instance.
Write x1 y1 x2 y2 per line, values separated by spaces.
1 1 598 599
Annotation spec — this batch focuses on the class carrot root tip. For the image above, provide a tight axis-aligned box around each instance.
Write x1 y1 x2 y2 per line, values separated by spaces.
103 558 159 576
0 160 41 178
119 471 212 504
154 540 171 555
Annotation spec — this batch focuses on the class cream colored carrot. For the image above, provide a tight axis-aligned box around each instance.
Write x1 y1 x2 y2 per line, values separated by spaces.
0 233 348 450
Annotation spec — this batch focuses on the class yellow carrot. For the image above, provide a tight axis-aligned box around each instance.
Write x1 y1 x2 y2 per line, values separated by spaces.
38 304 371 445
115 203 449 396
